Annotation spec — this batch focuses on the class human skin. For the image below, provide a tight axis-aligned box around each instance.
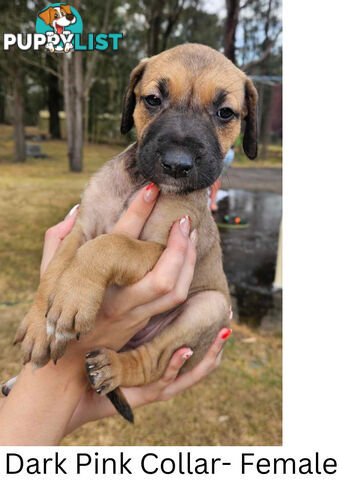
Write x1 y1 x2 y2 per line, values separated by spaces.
0 184 231 445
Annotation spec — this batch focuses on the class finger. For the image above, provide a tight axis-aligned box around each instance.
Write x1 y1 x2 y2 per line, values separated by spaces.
108 218 190 312
202 327 232 364
158 328 232 398
134 228 197 318
40 205 79 277
157 348 193 387
119 348 193 409
113 184 159 238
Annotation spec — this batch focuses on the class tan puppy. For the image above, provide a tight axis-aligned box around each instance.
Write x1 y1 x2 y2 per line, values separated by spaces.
13 44 258 421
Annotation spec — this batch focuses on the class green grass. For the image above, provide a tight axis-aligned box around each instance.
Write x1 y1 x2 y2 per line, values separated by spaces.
0 124 282 445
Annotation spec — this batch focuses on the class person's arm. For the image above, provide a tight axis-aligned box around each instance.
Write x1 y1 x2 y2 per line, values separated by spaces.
0 184 199 445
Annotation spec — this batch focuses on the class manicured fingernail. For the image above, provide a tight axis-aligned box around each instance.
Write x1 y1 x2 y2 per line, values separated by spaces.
183 349 193 359
179 215 191 237
220 328 232 340
68 204 79 217
228 306 233 321
144 183 158 202
190 229 198 246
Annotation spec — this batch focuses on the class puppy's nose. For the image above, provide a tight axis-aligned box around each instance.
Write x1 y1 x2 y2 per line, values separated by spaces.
161 149 193 178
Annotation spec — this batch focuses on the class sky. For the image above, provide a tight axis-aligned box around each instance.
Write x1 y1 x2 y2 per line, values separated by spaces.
202 0 226 18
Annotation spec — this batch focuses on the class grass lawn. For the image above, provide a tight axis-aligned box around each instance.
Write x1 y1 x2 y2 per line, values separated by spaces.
0 124 282 445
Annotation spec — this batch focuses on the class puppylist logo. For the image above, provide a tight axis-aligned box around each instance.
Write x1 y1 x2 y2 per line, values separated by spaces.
2 3 123 53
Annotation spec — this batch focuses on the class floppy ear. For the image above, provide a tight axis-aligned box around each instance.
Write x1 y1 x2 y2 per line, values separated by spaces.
38 7 53 25
243 77 258 160
121 59 149 135
61 4 73 15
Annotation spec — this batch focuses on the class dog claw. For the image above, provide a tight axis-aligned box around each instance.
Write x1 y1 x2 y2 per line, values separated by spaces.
76 333 80 341
86 363 97 372
86 350 100 359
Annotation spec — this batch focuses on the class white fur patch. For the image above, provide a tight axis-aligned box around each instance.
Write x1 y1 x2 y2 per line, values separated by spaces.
46 323 55 337
55 331 74 342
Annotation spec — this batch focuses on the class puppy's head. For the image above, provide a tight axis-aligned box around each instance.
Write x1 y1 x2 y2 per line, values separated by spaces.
121 43 258 194
39 5 76 33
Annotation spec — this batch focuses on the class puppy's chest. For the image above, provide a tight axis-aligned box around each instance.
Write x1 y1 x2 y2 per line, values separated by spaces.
91 193 193 246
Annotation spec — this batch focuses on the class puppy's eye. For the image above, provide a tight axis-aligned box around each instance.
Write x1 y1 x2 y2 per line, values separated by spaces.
54 13 59 18
61 11 66 16
217 107 234 121
145 95 162 107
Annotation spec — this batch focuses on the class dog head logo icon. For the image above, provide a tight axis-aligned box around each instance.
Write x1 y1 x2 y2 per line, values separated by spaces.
36 3 83 53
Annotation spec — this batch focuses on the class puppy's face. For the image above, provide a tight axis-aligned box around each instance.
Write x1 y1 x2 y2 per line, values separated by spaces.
121 44 258 194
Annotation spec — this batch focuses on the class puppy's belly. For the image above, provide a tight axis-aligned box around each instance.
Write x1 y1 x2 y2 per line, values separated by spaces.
121 305 185 351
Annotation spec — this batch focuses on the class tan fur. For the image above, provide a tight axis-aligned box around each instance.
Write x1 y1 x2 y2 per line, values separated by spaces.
14 44 258 404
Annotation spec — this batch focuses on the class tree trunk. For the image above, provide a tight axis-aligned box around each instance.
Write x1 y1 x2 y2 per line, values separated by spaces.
84 93 89 143
12 72 25 163
73 51 83 172
146 1 164 56
63 54 75 170
224 0 240 63
47 55 61 139
48 71 61 139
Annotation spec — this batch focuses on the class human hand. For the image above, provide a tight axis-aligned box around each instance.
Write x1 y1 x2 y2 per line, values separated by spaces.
66 327 232 434
40 184 197 354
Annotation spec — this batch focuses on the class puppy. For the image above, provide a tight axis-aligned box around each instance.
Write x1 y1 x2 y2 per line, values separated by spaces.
9 44 258 421
38 5 76 53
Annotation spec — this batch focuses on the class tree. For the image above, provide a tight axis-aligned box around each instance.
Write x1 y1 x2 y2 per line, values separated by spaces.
224 0 282 72
47 56 62 139
0 0 32 162
129 0 188 56
224 0 240 63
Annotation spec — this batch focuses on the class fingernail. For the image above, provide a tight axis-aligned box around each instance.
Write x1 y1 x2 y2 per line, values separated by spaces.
228 306 233 321
179 215 191 237
220 328 232 340
144 183 158 203
190 229 198 246
68 204 79 217
183 349 193 359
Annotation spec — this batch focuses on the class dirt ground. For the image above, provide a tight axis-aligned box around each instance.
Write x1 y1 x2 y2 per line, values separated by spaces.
0 125 282 445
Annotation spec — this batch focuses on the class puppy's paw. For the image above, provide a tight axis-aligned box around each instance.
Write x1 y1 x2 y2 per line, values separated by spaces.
14 306 51 368
46 268 105 362
85 349 123 395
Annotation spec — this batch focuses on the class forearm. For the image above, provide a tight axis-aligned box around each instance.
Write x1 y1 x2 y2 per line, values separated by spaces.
0 348 87 446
